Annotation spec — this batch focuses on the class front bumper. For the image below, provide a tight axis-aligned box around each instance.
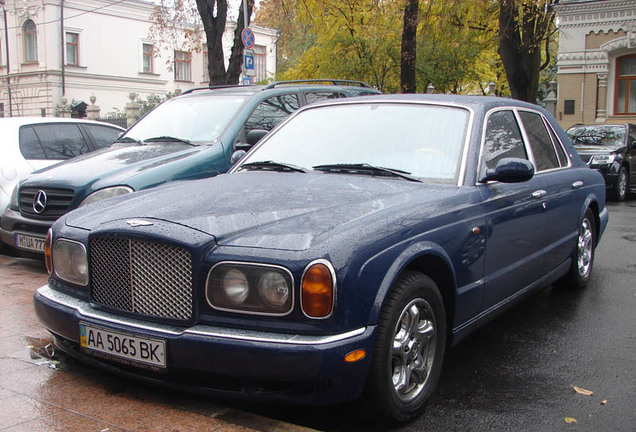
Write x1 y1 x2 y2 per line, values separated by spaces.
34 285 375 405
0 208 52 253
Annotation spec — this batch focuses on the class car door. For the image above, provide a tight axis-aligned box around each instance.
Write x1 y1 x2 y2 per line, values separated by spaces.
478 109 549 310
516 110 583 272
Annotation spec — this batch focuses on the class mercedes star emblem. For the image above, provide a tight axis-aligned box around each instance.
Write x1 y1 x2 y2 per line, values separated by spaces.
33 190 48 214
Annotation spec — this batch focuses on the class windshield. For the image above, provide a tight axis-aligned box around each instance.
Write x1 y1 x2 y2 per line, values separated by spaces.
122 95 247 144
567 125 626 149
238 103 470 181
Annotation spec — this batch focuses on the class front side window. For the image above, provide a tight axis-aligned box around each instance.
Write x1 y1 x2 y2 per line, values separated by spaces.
142 43 154 73
481 110 528 173
240 103 470 181
174 50 191 81
616 55 636 115
518 111 559 171
244 94 300 133
84 125 121 149
23 20 38 62
66 32 79 66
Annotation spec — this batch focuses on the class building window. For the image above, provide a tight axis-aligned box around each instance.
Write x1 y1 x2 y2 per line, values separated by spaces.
174 50 191 81
142 43 154 73
616 55 636 115
254 45 266 83
23 20 38 62
66 32 79 66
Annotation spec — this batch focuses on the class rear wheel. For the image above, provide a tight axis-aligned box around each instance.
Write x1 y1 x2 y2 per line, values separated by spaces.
366 271 446 423
610 167 628 201
556 209 596 290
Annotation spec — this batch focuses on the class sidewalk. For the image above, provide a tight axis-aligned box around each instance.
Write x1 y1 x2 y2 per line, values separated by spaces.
0 255 316 432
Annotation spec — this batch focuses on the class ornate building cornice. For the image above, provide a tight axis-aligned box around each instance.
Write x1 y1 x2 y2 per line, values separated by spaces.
556 0 636 33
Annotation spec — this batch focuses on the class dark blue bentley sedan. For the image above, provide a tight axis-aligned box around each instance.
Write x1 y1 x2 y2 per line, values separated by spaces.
34 95 608 423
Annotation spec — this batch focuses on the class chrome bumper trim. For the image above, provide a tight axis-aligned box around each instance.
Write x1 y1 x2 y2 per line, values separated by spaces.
37 285 366 345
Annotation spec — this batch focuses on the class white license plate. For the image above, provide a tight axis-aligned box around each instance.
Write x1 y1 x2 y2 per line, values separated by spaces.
15 233 46 252
79 323 166 368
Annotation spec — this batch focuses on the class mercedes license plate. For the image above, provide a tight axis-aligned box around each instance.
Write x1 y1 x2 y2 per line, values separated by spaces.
15 234 46 252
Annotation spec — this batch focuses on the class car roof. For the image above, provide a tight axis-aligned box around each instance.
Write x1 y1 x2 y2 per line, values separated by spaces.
0 117 125 129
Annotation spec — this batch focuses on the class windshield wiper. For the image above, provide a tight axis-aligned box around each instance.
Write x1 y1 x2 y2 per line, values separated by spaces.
313 163 421 182
240 160 308 173
144 136 194 146
114 136 143 144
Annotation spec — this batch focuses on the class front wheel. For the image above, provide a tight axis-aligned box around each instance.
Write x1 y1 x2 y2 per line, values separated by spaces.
366 271 446 423
610 167 628 201
556 209 596 290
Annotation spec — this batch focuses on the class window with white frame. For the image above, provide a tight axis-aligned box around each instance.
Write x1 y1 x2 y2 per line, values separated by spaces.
23 19 38 62
142 43 154 73
66 32 79 66
174 50 191 81
254 45 266 83
616 55 636 115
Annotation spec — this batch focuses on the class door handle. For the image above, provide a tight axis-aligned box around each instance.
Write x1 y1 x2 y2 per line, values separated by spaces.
572 181 584 189
531 190 547 199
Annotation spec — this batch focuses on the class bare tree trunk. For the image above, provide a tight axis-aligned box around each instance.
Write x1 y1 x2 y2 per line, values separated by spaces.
196 0 254 86
400 0 418 93
498 0 553 103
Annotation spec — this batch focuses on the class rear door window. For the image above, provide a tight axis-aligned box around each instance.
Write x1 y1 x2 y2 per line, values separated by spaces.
303 91 344 104
518 111 560 171
83 124 121 149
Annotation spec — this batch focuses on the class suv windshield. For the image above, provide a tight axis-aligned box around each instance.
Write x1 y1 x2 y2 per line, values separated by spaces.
567 125 626 149
238 103 470 182
122 95 247 145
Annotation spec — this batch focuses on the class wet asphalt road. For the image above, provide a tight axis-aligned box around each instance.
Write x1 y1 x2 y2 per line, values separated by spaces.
1 200 634 431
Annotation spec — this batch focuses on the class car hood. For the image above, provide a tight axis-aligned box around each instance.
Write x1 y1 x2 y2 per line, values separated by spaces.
24 142 206 189
64 172 463 251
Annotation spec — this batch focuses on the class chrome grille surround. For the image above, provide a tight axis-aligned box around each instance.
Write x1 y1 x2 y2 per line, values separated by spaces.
19 187 74 220
90 237 193 320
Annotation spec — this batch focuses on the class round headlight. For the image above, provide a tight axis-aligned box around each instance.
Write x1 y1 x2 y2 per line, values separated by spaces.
222 269 249 304
258 272 290 307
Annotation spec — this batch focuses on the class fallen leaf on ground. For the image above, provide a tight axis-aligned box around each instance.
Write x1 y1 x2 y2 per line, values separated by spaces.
601 400 607 405
565 417 578 424
573 385 594 396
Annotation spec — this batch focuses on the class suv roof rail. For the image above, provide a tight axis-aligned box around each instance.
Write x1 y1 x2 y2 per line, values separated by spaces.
263 79 371 89
179 85 255 96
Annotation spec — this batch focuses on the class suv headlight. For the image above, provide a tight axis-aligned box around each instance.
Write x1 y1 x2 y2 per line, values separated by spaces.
52 239 88 286
589 154 616 165
206 263 293 315
79 186 133 207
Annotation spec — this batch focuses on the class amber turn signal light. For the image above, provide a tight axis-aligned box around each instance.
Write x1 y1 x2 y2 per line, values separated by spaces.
301 262 334 318
44 229 52 275
344 349 366 363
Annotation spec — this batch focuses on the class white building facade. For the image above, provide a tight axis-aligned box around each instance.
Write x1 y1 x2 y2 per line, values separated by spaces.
0 0 278 119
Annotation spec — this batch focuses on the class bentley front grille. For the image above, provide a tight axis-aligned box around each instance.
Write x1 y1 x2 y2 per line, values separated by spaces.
90 237 193 320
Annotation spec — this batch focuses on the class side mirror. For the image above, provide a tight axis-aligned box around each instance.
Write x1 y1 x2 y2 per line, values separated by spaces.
234 129 269 152
481 158 534 183
246 129 268 145
231 150 247 165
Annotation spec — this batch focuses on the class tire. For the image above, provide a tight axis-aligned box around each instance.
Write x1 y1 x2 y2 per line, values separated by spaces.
609 167 628 201
365 271 446 423
556 209 596 290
